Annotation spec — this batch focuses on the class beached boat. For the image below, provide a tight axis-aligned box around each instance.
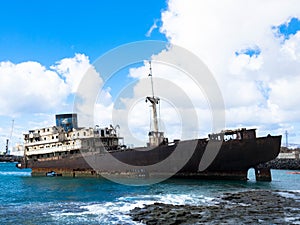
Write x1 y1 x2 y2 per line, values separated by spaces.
17 64 281 181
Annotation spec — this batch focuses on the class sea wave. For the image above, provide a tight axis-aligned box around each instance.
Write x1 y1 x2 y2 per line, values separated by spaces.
49 193 215 224
0 171 31 176
2 190 300 224
277 190 300 201
49 201 142 225
119 193 215 206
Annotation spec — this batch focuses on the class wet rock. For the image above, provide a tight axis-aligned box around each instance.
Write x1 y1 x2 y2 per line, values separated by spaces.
129 190 300 224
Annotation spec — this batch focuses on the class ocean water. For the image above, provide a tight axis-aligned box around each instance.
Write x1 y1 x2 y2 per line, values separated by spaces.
1 162 300 224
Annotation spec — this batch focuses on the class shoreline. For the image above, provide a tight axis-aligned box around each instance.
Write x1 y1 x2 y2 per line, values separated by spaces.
129 189 300 224
259 158 300 170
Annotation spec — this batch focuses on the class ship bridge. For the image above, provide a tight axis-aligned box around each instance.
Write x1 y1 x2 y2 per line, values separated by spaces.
209 128 256 141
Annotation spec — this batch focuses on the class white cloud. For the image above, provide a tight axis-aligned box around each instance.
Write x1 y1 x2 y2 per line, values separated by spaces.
0 54 105 148
281 31 300 61
51 53 93 93
3 0 300 147
0 61 68 115
114 0 300 145
110 61 213 145
50 53 106 127
229 54 263 74
269 76 300 111
146 19 159 37
0 53 98 116
156 0 300 143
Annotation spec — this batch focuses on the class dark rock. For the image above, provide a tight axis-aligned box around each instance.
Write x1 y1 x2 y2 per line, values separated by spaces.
258 158 300 170
129 190 300 224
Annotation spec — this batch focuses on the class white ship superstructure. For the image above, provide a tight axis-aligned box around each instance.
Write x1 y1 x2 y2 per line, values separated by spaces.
23 114 122 161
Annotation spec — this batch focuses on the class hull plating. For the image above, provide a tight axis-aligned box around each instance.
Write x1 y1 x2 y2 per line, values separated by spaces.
21 135 281 180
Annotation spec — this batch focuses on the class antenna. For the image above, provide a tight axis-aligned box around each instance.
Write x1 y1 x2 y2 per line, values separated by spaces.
5 119 14 155
9 119 14 141
149 61 155 97
285 130 288 148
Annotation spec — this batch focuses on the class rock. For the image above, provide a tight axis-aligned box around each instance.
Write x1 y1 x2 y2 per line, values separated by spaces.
258 158 300 170
129 190 300 224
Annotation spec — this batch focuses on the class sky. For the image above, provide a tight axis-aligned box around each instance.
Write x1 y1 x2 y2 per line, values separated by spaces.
1 0 300 152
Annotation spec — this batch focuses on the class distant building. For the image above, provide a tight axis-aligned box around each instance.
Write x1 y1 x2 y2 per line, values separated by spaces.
278 148 300 159
10 144 24 156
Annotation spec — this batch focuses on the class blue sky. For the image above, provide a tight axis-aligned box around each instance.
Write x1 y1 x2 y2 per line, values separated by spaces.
0 0 167 66
2 0 300 152
0 0 168 151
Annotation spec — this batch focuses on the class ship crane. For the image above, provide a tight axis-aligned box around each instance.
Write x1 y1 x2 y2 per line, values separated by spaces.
110 124 120 136
145 61 165 147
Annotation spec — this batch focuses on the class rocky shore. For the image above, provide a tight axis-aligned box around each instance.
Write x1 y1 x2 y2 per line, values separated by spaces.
130 190 300 224
259 158 300 170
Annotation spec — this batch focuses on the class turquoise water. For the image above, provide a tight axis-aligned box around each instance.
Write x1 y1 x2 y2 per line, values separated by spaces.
1 162 300 224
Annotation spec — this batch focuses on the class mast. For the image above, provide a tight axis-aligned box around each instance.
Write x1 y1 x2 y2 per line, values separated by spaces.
146 61 159 133
145 61 165 147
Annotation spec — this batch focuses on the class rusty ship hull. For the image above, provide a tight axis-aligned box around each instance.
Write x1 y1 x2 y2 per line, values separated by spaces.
19 134 281 181
17 65 283 181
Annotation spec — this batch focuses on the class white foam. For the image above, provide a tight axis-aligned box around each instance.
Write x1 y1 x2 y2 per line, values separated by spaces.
119 193 215 206
276 191 300 224
277 191 300 201
284 216 300 224
0 171 31 176
49 193 214 224
50 201 143 224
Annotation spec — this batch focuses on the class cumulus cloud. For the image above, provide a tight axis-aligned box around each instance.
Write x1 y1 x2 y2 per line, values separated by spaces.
157 0 300 142
0 53 98 116
0 53 106 148
109 61 212 145
51 53 94 93
114 0 300 145
3 0 300 147
281 31 300 61
0 61 68 115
